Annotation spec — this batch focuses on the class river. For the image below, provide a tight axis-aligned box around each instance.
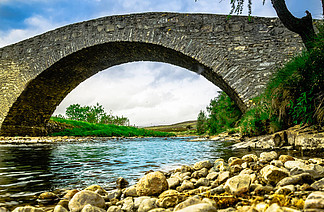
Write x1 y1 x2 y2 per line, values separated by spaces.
0 137 310 208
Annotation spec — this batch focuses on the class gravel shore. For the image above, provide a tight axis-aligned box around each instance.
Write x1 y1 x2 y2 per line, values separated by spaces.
2 150 323 212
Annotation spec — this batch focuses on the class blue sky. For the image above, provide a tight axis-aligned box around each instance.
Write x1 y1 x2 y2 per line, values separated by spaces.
0 0 322 126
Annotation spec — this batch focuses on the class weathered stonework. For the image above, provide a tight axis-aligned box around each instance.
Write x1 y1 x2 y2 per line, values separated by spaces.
0 12 303 136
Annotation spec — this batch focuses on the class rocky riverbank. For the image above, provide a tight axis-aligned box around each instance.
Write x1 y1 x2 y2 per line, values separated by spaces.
193 125 324 151
2 151 323 212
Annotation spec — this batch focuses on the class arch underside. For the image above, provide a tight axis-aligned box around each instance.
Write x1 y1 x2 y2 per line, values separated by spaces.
1 41 245 136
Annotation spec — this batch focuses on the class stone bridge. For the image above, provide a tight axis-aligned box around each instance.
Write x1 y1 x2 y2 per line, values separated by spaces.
0 12 303 136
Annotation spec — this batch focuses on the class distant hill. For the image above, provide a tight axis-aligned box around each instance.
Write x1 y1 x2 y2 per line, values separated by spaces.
143 120 197 133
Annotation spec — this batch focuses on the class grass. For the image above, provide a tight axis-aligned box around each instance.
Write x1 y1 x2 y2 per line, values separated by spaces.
50 117 175 137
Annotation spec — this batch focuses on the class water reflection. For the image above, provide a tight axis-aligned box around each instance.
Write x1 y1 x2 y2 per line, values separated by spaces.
0 144 54 207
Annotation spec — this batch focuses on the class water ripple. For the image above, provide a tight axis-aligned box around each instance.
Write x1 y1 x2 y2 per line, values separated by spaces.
0 137 240 208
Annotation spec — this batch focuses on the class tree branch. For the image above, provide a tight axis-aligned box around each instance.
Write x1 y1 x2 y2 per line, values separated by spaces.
271 0 316 51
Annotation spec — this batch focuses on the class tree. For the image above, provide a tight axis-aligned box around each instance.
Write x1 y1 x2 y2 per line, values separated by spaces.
207 91 242 134
197 110 208 134
65 103 130 126
66 104 90 121
198 0 323 51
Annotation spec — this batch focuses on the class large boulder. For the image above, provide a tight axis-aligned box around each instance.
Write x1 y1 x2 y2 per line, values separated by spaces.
260 165 289 185
136 171 168 196
224 174 251 195
68 190 105 212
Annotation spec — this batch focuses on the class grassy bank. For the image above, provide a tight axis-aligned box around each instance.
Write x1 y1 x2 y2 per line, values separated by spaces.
50 117 175 137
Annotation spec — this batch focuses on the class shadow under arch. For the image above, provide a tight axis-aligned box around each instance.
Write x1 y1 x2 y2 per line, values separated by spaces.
1 41 246 136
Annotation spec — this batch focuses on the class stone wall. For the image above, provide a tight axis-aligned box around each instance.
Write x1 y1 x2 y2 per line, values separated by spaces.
0 12 304 135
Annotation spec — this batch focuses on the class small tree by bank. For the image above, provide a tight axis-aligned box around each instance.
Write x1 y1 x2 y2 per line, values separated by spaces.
197 91 242 135
197 110 208 134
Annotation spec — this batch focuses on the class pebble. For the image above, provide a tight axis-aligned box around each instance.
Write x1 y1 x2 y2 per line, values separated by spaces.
4 151 324 212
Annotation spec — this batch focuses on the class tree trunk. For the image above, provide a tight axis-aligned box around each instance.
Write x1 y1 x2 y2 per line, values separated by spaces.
271 0 316 51
322 0 324 17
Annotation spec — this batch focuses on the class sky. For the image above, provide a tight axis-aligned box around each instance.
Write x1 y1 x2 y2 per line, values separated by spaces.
0 0 322 126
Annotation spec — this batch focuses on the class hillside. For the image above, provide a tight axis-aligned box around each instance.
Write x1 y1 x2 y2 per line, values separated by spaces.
143 120 197 134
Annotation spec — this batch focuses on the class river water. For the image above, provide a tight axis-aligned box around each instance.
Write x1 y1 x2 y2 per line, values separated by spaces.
0 137 310 208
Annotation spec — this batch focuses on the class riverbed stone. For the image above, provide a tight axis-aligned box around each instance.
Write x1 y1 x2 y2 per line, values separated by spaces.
260 165 289 185
106 189 122 201
121 197 134 212
54 205 69 212
242 154 258 163
107 206 122 212
134 196 151 209
63 189 79 200
167 177 181 189
224 174 251 195
275 185 295 195
12 206 44 212
136 171 168 196
138 198 157 212
81 204 106 212
284 160 308 170
124 185 138 197
194 178 210 187
304 191 324 210
0 208 8 212
191 168 208 178
228 158 243 166
311 178 324 191
68 190 105 212
253 185 274 195
279 155 295 164
206 172 218 180
277 173 314 187
157 190 180 208
288 163 324 179
177 180 194 192
216 171 230 184
260 151 278 162
116 177 129 189
37 191 59 205
176 203 217 212
174 196 203 211
193 160 213 170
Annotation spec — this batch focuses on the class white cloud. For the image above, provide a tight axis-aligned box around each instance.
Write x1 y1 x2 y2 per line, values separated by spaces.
0 15 62 47
53 62 220 126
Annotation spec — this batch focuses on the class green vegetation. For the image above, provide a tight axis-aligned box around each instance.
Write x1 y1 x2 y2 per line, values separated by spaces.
240 23 323 136
65 103 129 126
197 91 242 135
198 23 323 136
50 117 175 137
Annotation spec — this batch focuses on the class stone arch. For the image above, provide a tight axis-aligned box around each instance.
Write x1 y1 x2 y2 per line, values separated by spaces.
0 41 241 136
0 12 304 135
